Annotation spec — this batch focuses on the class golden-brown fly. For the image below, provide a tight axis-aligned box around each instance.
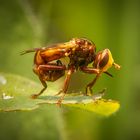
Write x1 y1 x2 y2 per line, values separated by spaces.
21 38 120 105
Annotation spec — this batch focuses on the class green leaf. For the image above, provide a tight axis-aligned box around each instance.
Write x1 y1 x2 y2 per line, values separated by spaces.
0 73 120 116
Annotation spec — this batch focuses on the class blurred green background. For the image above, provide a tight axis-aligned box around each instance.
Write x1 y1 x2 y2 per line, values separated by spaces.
0 0 140 140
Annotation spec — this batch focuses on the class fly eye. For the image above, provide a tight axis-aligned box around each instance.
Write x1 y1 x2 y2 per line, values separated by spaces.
98 52 109 69
94 49 114 72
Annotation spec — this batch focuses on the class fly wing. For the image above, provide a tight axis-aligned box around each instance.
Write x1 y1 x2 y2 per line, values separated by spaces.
40 42 76 62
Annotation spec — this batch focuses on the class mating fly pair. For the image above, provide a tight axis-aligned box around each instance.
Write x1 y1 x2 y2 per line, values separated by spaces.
21 38 120 104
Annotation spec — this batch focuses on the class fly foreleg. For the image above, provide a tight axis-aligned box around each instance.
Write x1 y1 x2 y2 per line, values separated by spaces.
80 66 101 96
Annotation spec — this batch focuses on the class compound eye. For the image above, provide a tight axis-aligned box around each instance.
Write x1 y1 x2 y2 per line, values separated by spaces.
94 49 114 72
98 51 109 69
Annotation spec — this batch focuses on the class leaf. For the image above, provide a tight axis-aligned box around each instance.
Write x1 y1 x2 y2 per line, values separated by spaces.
0 73 120 116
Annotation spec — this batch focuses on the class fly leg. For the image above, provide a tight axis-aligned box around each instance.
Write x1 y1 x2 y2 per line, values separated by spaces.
32 63 66 99
80 66 101 96
31 75 47 99
85 73 101 96
56 67 74 105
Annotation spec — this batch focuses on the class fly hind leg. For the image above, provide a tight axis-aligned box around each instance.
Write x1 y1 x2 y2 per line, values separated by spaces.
32 62 66 99
31 75 47 99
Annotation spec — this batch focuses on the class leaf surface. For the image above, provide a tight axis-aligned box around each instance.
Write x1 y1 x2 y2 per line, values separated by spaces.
0 73 120 116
